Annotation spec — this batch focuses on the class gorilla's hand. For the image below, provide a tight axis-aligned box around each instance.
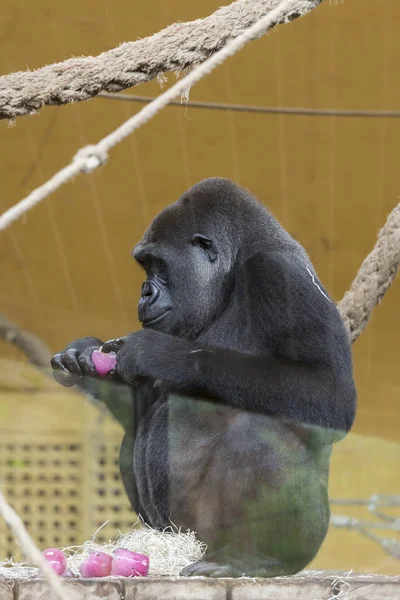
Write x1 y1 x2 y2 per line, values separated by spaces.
51 336 104 387
102 330 195 388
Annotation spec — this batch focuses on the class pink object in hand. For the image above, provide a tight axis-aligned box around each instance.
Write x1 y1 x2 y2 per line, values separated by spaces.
111 548 149 577
42 548 67 576
92 349 117 377
79 552 113 578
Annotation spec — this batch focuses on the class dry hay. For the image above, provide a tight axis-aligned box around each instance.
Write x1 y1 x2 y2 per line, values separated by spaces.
0 522 399 585
0 520 206 579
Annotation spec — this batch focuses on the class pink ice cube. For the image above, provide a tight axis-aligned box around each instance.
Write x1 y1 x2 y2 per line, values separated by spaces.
42 548 67 575
92 350 117 377
79 552 113 578
111 548 149 577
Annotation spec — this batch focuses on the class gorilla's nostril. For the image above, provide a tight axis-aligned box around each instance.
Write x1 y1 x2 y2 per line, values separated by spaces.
142 281 153 297
141 280 160 305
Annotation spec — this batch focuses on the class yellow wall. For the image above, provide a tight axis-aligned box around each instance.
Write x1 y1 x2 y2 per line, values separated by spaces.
0 0 399 573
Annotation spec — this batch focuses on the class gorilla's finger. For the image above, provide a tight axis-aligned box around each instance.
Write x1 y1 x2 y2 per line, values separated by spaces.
107 368 125 383
52 369 78 388
102 337 126 353
51 353 75 381
50 354 64 371
62 349 83 375
180 561 225 577
78 347 98 376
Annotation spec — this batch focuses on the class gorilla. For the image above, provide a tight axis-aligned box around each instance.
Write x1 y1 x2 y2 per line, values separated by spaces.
51 178 356 578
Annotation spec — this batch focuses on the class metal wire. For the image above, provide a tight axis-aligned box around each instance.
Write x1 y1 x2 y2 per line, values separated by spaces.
98 92 400 118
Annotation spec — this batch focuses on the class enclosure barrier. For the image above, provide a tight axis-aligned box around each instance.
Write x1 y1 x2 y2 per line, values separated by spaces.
0 574 399 600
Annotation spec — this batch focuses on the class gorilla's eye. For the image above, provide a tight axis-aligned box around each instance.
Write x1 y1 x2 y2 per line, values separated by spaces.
191 234 217 262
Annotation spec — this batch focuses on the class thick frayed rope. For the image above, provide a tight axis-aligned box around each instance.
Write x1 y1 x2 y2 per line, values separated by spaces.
0 0 324 121
337 202 400 342
0 0 318 232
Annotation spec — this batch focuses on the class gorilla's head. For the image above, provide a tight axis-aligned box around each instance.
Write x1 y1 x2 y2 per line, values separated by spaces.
132 179 248 337
133 178 295 338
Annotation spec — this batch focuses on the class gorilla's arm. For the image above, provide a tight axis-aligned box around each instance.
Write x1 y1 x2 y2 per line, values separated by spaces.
109 333 354 433
189 351 354 432
193 250 356 431
103 252 356 433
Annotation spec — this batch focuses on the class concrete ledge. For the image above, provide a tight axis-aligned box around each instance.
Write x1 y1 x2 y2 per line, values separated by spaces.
0 576 398 600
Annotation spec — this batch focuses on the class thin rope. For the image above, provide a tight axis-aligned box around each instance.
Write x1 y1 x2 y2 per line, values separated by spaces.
0 492 70 600
98 92 400 118
0 0 317 233
0 0 324 120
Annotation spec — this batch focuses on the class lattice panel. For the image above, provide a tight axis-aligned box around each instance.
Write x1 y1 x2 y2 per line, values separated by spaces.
0 431 134 560
0 436 83 560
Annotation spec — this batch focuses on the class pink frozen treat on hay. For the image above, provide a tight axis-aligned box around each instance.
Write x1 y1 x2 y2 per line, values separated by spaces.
111 548 149 577
42 548 67 575
79 552 113 578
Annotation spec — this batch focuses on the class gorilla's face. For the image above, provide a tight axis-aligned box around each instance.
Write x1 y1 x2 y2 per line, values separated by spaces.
133 203 235 338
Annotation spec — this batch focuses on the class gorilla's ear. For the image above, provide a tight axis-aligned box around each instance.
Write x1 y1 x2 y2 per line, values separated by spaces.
191 234 218 262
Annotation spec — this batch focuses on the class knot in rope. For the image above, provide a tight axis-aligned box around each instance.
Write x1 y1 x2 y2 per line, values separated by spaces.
73 145 108 173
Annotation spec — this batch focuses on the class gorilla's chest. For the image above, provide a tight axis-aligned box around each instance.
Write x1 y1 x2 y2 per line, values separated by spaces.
198 317 271 355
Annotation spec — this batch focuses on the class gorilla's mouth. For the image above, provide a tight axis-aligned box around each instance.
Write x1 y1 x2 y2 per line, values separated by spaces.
142 309 171 327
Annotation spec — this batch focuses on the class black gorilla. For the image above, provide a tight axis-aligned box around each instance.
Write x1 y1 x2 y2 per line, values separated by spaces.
51 178 356 577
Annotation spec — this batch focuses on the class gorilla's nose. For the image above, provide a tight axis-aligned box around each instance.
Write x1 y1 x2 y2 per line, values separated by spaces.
141 280 159 305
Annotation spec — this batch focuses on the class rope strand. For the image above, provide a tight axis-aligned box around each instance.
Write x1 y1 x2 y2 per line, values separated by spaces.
0 0 315 232
0 0 324 120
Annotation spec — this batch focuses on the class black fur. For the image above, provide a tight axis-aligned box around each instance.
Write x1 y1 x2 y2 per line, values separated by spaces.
51 178 356 577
